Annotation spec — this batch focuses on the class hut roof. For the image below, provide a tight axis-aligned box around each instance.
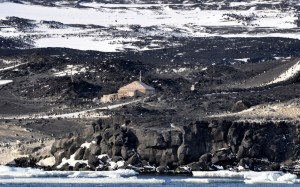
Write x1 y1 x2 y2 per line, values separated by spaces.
119 81 155 91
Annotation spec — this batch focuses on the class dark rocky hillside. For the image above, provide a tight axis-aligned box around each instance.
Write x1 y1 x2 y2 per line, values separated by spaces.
0 38 299 120
0 0 300 171
50 116 300 173
1 41 299 171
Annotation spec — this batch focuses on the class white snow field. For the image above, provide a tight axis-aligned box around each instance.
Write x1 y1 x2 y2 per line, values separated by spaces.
0 1 299 51
0 2 296 28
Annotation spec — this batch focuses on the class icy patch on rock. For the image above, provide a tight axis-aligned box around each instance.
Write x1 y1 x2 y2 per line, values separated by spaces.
80 142 91 149
235 58 250 63
53 65 86 77
57 153 88 169
0 80 13 85
0 62 29 72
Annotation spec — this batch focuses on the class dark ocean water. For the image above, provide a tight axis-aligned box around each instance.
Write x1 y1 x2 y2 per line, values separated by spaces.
1 183 298 187
1 175 300 187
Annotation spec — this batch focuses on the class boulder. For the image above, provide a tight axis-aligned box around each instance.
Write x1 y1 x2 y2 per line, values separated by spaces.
88 155 100 171
92 132 102 145
126 153 141 166
13 156 37 168
74 162 88 171
66 142 80 159
231 100 251 112
54 150 67 166
156 166 169 174
249 144 261 158
211 148 235 166
89 143 101 155
187 162 201 171
198 153 212 170
73 147 86 160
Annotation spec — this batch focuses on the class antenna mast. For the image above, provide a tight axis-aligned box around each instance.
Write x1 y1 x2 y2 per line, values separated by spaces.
139 71 142 82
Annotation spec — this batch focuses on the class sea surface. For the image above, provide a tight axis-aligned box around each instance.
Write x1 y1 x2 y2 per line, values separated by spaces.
1 175 300 187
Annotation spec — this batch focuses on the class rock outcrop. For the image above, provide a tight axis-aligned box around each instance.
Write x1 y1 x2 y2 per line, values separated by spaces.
50 116 300 173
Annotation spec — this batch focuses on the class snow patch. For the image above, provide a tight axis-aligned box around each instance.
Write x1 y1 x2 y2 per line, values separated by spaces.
266 61 300 85
80 142 91 149
57 153 88 169
235 58 250 63
36 37 138 52
53 65 86 77
0 62 29 72
0 80 13 85
172 68 188 73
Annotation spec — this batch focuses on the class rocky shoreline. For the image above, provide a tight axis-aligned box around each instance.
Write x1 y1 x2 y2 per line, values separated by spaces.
6 116 300 175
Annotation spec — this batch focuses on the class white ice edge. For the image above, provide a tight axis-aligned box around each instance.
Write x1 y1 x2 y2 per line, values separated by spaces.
244 180 295 184
192 171 299 184
173 178 244 183
193 170 245 178
0 166 137 178
0 166 298 184
0 166 163 184
0 177 165 184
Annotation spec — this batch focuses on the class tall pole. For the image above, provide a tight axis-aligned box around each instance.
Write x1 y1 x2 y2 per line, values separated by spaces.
139 71 142 82
71 67 74 83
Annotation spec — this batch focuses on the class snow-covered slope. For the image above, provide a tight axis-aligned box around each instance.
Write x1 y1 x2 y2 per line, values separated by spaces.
265 61 300 85
0 0 299 51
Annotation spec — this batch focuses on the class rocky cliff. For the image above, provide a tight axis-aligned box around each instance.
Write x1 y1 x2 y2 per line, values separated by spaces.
50 117 300 173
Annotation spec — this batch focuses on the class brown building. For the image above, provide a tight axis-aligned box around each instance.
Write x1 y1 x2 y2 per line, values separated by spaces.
118 81 155 98
101 73 155 103
100 93 119 103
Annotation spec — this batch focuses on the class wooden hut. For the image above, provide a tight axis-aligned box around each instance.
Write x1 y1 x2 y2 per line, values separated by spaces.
118 81 155 98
